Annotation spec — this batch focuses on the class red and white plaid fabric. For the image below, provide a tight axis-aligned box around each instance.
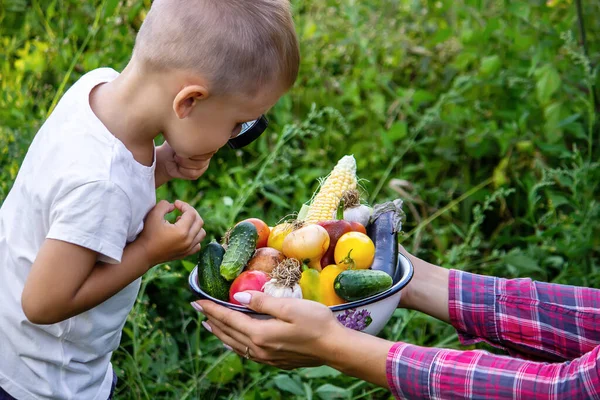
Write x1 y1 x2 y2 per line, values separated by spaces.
386 269 600 399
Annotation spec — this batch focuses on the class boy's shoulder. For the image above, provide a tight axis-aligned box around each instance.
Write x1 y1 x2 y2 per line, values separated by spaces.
26 67 150 192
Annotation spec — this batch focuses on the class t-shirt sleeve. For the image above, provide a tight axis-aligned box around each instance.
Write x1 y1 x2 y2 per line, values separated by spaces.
46 180 132 264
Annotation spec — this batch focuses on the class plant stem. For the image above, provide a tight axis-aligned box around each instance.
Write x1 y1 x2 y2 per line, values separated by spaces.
575 0 587 57
399 177 494 242
45 0 105 117
575 0 599 121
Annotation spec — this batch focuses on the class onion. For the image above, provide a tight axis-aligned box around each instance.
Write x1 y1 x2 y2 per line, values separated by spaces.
246 247 285 274
282 224 330 271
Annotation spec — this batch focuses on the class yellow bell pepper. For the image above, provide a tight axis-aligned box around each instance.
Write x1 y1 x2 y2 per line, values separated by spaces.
299 265 321 302
320 265 346 306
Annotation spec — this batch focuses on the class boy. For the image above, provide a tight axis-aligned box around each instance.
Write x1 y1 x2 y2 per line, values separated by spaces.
0 1 300 399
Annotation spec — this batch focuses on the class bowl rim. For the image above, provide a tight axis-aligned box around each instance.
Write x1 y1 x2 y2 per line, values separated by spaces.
188 252 414 315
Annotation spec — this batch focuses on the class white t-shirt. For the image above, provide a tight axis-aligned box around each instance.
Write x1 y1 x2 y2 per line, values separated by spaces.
0 68 156 400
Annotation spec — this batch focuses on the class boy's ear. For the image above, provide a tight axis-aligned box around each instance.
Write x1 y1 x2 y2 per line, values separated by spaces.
173 85 210 119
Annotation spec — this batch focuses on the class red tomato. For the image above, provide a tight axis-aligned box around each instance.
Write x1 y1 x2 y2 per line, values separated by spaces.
237 218 270 248
349 221 367 234
229 271 270 305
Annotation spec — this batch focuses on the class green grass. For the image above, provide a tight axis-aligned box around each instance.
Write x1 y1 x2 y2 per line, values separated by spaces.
1 0 599 399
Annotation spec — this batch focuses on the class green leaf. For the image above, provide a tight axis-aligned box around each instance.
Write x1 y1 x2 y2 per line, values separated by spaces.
315 384 351 399
508 3 530 20
386 121 407 143
535 65 561 105
548 193 571 208
479 55 501 77
206 352 243 384
181 260 196 273
368 93 386 118
503 250 543 274
300 366 342 379
103 0 120 17
412 89 436 107
543 102 563 142
262 190 291 208
303 20 318 39
273 374 305 396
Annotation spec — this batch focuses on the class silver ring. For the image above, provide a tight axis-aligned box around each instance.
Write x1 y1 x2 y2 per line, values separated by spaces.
244 346 250 360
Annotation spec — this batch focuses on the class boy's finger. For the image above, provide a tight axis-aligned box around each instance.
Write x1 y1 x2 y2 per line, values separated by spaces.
192 228 206 247
188 212 204 235
178 164 209 180
183 243 202 257
173 201 195 230
151 200 175 219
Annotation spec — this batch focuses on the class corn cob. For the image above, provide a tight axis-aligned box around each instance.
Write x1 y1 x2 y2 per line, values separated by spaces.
303 155 357 224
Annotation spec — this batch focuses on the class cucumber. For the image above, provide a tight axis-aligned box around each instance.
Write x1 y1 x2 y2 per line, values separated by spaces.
197 241 230 301
220 221 258 281
333 270 393 301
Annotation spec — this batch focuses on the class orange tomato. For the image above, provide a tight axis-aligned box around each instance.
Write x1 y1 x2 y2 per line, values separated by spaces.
348 221 367 234
334 232 375 269
238 218 270 248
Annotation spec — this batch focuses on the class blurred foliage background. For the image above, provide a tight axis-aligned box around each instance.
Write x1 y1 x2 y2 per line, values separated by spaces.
1 0 599 398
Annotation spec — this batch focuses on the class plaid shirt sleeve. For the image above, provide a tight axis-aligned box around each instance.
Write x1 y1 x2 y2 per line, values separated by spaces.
449 269 600 361
387 342 600 399
386 269 600 399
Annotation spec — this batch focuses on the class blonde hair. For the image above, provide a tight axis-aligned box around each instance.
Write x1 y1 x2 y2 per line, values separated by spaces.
133 0 300 96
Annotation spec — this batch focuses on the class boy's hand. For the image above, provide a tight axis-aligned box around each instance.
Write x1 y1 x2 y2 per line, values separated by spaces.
155 142 214 187
138 200 206 265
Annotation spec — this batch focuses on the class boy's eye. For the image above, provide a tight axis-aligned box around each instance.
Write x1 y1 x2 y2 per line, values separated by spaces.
231 123 243 138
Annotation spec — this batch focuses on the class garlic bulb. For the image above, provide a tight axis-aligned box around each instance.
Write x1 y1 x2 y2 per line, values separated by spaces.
343 205 372 227
262 258 303 299
263 279 303 299
338 189 372 226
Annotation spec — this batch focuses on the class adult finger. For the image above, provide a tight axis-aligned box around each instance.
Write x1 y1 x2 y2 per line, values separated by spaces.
205 317 254 351
232 291 302 323
197 300 260 335
203 320 248 356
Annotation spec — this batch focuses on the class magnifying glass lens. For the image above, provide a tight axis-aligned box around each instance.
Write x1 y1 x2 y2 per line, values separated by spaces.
228 115 268 149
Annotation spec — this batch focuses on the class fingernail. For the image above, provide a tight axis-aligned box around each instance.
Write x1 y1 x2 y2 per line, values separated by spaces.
190 302 204 313
223 344 233 351
201 321 212 333
233 292 251 305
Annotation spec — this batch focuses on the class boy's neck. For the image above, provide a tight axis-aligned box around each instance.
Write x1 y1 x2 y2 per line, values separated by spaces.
89 61 165 167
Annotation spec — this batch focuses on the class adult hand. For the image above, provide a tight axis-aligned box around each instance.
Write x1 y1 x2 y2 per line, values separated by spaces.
194 291 344 369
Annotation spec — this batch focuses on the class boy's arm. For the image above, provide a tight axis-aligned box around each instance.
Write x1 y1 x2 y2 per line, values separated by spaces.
22 200 205 325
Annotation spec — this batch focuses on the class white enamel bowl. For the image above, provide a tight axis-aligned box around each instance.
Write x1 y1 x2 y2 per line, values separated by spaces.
189 250 413 336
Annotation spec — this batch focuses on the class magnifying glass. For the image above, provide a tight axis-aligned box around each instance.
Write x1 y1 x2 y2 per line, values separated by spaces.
228 115 268 149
